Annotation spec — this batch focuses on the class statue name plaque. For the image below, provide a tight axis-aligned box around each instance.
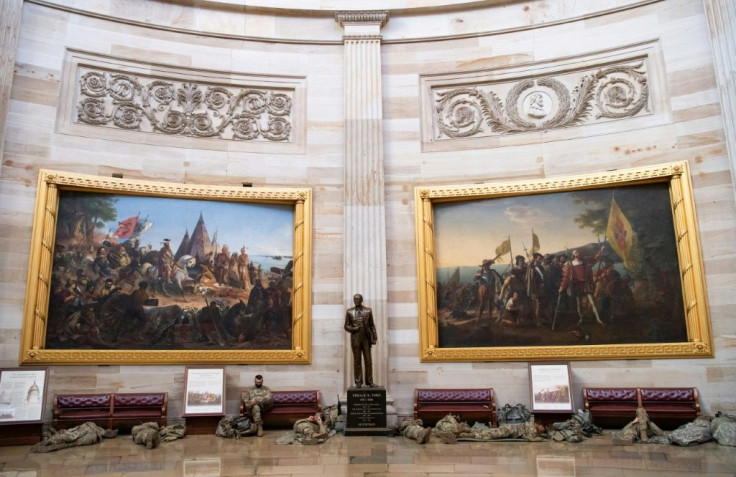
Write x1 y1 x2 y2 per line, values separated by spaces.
344 387 390 436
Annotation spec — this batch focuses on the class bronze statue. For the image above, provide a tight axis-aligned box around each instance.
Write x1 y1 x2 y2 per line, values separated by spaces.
344 294 377 387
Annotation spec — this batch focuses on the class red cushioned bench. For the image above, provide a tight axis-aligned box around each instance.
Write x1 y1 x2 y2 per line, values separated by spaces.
53 393 112 430
583 387 700 429
239 390 321 429
639 387 701 429
414 388 497 427
53 392 167 430
111 393 168 429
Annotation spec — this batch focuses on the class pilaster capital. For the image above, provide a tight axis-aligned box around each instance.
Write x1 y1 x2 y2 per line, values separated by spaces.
335 10 388 39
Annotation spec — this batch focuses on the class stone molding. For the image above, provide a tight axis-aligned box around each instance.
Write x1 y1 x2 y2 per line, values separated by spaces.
28 0 663 45
420 40 669 152
58 49 306 153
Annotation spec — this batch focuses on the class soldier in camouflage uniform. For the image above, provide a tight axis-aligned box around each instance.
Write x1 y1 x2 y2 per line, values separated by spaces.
31 422 117 453
294 413 328 444
458 417 543 442
293 404 339 445
398 417 431 444
432 414 470 444
549 409 603 443
615 407 663 444
243 374 273 437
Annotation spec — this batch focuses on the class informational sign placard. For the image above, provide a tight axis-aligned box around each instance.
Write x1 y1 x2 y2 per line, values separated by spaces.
0 368 48 425
528 362 574 413
183 367 225 416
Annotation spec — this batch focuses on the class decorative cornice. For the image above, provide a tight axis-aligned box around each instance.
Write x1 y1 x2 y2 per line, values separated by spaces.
335 11 389 27
342 35 383 42
27 0 663 46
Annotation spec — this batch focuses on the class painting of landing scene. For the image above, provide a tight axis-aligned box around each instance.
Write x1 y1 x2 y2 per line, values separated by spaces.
45 191 294 351
433 183 685 349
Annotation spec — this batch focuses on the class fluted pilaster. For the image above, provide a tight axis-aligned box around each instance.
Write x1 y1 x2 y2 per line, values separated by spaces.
704 0 736 197
0 0 23 161
336 11 390 392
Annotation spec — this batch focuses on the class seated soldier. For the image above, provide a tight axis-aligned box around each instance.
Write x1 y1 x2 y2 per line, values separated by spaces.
243 374 273 437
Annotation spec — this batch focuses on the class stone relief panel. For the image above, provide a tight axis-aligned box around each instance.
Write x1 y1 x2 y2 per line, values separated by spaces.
76 68 293 141
59 50 306 152
434 60 648 138
421 41 667 151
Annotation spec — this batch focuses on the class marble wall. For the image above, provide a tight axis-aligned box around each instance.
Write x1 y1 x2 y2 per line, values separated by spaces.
0 0 733 421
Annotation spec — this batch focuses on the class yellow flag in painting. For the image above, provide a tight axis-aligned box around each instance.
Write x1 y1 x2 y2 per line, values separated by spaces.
606 198 636 270
495 238 511 257
531 231 540 254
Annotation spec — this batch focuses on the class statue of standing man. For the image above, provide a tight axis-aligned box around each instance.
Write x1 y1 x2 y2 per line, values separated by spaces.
344 294 377 388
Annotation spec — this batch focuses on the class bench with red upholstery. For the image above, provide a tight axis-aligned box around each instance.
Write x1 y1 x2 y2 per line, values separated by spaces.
112 393 168 428
583 387 700 429
53 392 167 430
639 387 700 429
239 390 321 429
53 393 112 429
414 388 497 427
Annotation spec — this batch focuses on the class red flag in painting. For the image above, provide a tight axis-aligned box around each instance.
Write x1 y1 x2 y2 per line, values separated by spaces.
114 216 138 240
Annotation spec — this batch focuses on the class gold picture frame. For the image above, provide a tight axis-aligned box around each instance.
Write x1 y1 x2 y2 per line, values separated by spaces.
415 161 712 362
20 169 312 365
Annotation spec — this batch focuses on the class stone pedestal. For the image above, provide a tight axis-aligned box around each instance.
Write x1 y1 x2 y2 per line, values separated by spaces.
344 386 391 436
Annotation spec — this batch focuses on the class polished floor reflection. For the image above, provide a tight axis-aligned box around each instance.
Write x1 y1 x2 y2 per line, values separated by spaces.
0 430 734 476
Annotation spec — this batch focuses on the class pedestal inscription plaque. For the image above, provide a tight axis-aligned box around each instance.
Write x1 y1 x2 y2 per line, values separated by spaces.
344 386 390 436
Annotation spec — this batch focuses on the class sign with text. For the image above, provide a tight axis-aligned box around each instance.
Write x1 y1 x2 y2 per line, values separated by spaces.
346 387 387 432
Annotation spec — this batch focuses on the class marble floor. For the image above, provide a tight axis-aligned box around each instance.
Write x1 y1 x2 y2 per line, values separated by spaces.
0 430 734 477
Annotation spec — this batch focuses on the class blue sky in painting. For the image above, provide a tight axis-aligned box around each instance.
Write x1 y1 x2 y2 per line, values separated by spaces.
101 195 293 256
434 191 602 268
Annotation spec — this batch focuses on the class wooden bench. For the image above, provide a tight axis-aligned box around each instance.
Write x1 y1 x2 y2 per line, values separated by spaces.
583 387 700 429
53 392 167 430
414 388 497 427
239 390 321 429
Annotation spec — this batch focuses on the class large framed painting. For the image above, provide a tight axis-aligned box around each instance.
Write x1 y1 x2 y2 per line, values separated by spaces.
414 161 712 361
20 169 312 365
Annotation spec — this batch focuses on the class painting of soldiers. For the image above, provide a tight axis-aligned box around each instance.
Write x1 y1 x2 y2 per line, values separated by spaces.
44 191 296 352
433 182 687 349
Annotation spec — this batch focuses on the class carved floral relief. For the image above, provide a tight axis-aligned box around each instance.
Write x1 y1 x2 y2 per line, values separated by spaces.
433 60 649 139
75 67 293 142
